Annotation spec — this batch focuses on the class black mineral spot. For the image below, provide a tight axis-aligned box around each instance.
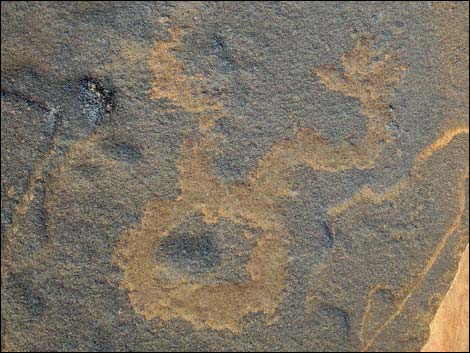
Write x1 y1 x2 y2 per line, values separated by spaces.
159 231 220 275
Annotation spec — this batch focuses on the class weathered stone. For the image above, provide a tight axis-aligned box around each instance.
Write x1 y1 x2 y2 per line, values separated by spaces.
1 2 468 351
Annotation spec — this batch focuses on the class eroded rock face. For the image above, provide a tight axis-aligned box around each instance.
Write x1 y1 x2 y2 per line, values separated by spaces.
422 246 469 352
1 2 468 351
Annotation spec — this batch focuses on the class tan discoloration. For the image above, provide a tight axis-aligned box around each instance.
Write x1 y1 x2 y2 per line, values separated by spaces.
422 245 469 352
360 285 396 343
418 5 469 347
316 35 405 143
353 125 469 351
253 35 406 185
418 126 470 161
149 22 223 118
305 289 321 304
7 186 15 198
329 125 469 219
113 26 405 333
1 119 60 280
113 124 291 333
316 122 469 350
2 3 467 351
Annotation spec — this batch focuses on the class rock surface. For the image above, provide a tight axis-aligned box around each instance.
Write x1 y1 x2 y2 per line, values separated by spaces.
422 245 469 352
1 2 468 352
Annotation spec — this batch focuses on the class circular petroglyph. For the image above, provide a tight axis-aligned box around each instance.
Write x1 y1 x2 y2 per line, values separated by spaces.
113 23 407 333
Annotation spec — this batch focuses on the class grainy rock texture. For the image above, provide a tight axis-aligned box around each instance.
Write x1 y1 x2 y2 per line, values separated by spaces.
1 2 469 352
422 245 469 352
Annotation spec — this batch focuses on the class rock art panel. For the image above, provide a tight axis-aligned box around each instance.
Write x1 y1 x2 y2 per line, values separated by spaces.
1 2 468 352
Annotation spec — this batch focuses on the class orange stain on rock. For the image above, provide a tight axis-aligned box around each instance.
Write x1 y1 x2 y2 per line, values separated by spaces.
337 124 469 351
113 26 407 333
422 245 469 352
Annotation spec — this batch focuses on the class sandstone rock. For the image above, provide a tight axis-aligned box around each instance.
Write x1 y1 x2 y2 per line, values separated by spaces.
1 2 468 351
422 246 469 352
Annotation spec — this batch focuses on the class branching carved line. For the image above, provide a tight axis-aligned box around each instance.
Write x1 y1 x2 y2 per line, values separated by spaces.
113 24 406 333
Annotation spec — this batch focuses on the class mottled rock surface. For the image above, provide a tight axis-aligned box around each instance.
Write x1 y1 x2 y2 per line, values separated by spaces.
1 2 468 352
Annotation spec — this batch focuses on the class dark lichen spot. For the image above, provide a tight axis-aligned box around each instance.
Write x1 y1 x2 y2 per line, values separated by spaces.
159 231 220 275
156 216 257 284
79 77 116 126
387 120 400 136
212 34 236 70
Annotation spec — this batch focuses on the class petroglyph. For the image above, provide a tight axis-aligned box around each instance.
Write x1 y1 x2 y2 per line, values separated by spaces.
113 25 407 333
360 286 397 343
358 126 469 352
253 34 406 189
2 3 468 351
320 122 469 351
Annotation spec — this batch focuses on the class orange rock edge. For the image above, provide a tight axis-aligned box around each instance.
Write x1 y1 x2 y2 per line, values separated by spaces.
422 245 469 352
